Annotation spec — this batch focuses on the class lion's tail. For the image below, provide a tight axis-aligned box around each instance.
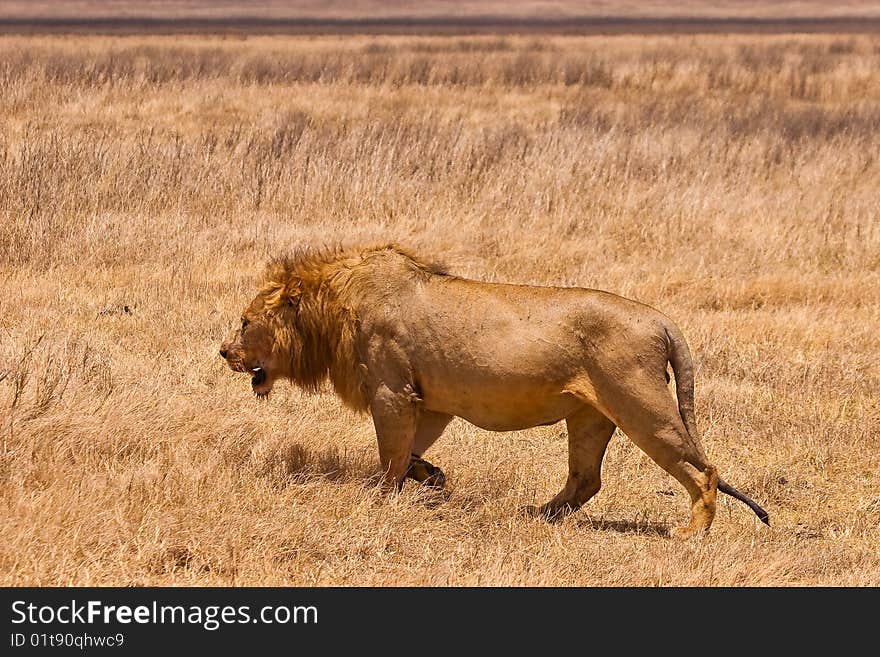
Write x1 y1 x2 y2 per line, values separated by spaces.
718 480 770 526
664 324 699 451
665 323 770 527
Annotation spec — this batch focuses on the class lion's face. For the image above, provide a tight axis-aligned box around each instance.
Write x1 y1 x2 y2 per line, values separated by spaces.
220 294 288 398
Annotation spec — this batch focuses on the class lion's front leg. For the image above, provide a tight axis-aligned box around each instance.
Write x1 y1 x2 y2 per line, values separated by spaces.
406 410 452 489
369 383 418 492
406 455 447 489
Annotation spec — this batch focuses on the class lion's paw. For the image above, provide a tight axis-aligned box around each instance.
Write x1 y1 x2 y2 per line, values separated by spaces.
521 504 567 523
670 525 709 541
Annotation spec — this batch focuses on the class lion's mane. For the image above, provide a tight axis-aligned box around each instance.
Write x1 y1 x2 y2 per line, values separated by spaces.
257 244 447 411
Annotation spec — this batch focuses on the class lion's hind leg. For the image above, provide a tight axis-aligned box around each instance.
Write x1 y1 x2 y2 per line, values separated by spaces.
671 463 717 540
599 375 718 538
527 405 615 521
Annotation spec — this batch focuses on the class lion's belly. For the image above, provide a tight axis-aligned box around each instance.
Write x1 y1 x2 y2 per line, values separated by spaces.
421 379 584 431
404 284 612 429
412 327 595 430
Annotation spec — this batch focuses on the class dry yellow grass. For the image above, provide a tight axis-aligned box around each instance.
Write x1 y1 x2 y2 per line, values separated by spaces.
1 33 878 586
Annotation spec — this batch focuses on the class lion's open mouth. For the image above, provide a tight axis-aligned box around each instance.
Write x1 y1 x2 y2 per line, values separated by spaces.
251 367 269 397
251 367 266 386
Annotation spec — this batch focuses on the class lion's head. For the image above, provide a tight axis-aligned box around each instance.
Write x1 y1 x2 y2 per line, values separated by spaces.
219 288 293 398
220 250 355 401
221 244 445 406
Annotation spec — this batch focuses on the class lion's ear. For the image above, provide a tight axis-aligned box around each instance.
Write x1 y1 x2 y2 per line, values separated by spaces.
261 279 299 311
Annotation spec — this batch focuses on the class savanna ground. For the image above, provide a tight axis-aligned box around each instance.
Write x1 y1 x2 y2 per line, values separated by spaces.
1 30 878 586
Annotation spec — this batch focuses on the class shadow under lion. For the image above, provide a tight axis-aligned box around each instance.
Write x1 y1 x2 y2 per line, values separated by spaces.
260 442 673 537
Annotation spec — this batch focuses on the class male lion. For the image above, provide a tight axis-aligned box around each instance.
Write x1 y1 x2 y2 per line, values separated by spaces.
220 244 769 537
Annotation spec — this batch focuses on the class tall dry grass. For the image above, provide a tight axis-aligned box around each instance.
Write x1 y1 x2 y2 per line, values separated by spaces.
1 34 878 585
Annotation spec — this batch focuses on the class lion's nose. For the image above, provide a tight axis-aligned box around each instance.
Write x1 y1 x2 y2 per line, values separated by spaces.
219 345 229 359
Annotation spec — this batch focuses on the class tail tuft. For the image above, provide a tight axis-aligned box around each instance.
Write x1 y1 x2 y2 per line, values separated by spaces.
666 322 770 528
718 479 770 526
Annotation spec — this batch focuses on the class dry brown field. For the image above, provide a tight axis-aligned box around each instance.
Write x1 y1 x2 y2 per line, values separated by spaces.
1 31 878 585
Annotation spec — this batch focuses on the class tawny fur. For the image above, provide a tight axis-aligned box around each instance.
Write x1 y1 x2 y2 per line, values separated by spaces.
256 244 446 409
220 243 769 537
